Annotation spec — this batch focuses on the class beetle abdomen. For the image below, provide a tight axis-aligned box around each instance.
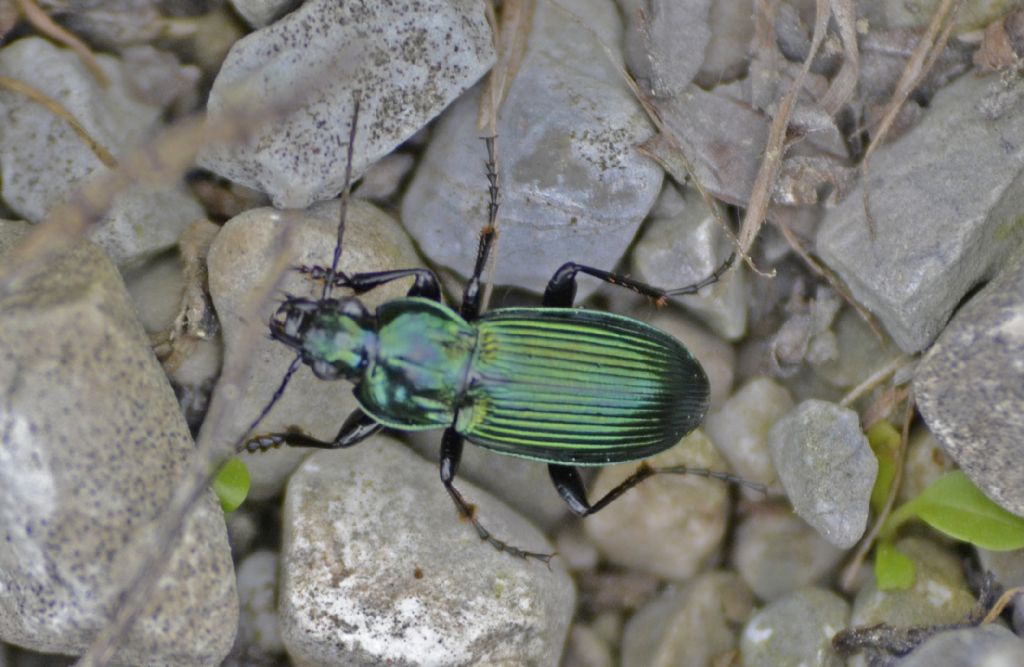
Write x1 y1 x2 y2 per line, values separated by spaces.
458 308 709 465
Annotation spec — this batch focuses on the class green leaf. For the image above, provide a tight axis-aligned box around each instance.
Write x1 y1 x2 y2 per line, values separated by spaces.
874 541 916 590
213 457 251 513
867 421 901 514
910 471 1024 550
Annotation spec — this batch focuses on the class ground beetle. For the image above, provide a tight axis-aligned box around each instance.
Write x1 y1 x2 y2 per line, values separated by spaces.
241 95 753 561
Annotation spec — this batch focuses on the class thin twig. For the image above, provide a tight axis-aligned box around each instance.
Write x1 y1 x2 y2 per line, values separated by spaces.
0 76 117 168
840 356 913 408
982 586 1024 624
861 0 963 236
736 0 828 273
775 219 886 342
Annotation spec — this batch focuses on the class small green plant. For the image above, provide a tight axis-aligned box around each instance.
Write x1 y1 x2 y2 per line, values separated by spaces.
212 457 251 513
873 466 1024 590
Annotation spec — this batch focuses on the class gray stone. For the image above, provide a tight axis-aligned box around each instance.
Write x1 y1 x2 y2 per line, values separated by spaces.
621 0 712 98
632 184 747 340
198 0 494 208
584 430 730 580
563 624 613 667
0 38 199 266
229 0 301 28
33 0 163 48
621 571 754 667
207 199 425 500
0 230 236 664
915 245 1024 515
695 0 755 87
401 0 662 299
851 538 977 630
740 587 849 667
899 624 1024 667
705 376 792 498
811 307 901 390
233 550 285 663
817 71 1024 353
732 510 846 602
279 437 574 667
767 400 877 548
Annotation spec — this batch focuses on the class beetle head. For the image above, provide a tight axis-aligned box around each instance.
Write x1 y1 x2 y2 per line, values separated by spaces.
270 296 375 380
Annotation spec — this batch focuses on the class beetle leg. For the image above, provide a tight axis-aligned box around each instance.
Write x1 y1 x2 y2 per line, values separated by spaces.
241 408 382 453
460 136 500 322
549 461 764 516
297 267 443 302
440 427 554 563
543 253 736 308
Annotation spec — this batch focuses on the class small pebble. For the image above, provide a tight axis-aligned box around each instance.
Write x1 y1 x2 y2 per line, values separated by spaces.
768 399 877 548
584 430 729 581
621 571 754 667
897 624 1024 667
704 376 792 497
732 508 846 602
851 537 978 630
740 587 849 667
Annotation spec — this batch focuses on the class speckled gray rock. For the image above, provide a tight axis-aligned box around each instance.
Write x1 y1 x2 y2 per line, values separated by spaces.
851 538 977 630
732 509 845 602
899 624 1024 667
915 245 1024 515
817 71 1024 353
632 184 747 340
279 437 574 667
231 550 285 665
199 0 494 208
0 231 236 664
621 0 712 97
0 37 201 266
401 0 662 298
705 376 792 497
207 199 425 500
740 587 849 667
584 431 730 580
768 400 877 548
621 571 754 667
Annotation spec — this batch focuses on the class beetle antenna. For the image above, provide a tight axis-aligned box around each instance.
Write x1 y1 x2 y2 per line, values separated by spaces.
324 90 362 300
234 354 303 453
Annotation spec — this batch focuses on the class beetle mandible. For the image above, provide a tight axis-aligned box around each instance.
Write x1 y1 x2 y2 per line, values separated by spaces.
240 94 754 562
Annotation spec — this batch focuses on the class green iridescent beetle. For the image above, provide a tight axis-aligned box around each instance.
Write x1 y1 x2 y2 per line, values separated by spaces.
241 99 747 561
